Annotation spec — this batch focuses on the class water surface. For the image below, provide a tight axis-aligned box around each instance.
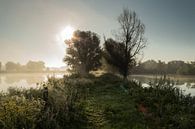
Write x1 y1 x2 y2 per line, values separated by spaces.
0 73 64 92
130 75 195 96
0 73 195 96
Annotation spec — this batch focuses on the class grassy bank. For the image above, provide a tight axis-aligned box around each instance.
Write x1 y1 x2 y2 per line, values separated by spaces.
0 74 194 129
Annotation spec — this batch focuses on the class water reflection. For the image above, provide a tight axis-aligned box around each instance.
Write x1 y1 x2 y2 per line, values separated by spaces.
130 75 195 96
3 74 46 84
0 74 195 96
0 73 64 92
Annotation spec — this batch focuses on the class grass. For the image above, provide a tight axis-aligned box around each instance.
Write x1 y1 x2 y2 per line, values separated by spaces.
0 73 194 129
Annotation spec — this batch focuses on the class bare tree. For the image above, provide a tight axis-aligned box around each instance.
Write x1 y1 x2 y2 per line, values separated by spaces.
104 8 146 79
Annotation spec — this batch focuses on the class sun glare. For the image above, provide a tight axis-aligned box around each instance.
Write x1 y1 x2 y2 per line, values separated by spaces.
57 25 74 42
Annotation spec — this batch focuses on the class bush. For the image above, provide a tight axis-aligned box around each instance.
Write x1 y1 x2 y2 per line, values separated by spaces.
0 96 43 129
128 76 195 129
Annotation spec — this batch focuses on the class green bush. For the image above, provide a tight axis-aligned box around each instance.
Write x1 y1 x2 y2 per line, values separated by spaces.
0 96 43 129
128 76 195 129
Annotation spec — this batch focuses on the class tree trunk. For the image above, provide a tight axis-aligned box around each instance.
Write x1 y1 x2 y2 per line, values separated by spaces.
80 63 88 76
123 69 128 84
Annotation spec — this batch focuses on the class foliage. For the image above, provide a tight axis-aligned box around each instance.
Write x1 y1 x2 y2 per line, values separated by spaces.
0 62 1 71
5 61 45 72
104 38 136 76
104 9 146 79
0 76 90 129
26 61 45 72
64 30 102 75
0 95 43 129
133 59 195 75
127 76 195 129
5 62 22 72
0 74 194 129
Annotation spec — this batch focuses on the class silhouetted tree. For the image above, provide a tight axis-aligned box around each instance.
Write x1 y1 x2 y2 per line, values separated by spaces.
104 38 136 76
104 9 146 79
157 60 166 74
167 61 185 74
26 61 45 72
132 60 195 75
5 62 21 72
64 30 102 75
133 60 158 74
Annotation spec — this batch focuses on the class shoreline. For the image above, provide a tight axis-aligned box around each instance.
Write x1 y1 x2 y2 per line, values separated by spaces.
0 71 67 74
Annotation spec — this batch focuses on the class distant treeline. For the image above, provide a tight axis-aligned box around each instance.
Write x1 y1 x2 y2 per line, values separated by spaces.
132 60 195 75
1 60 195 75
0 61 46 72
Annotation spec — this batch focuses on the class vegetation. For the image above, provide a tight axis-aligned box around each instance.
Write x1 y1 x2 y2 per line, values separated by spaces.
0 62 1 71
0 74 194 129
104 9 146 79
1 8 194 129
26 61 45 72
64 30 102 75
133 60 195 75
4 61 45 72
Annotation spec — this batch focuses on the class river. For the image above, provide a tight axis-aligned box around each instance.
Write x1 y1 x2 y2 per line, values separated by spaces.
0 73 64 92
130 75 195 96
0 73 195 96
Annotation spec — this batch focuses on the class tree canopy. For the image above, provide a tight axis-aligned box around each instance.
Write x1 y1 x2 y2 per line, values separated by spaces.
5 61 45 72
26 61 45 72
133 60 195 75
104 9 146 79
64 30 102 75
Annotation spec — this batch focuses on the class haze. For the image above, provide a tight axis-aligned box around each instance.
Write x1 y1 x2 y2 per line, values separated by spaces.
0 0 195 67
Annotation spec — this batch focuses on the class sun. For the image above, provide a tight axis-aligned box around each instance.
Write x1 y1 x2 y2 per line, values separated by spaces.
57 25 74 42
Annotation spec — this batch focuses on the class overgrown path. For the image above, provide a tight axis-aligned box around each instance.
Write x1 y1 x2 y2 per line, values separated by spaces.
75 74 195 129
82 75 145 129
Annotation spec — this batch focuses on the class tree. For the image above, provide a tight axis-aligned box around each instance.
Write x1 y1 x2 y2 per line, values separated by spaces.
136 60 158 74
156 60 166 74
26 61 45 72
104 38 136 75
167 61 185 74
5 62 21 72
104 9 146 79
64 30 102 75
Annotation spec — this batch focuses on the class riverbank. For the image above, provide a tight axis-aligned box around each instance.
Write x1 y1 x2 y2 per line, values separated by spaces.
0 71 67 74
0 74 195 129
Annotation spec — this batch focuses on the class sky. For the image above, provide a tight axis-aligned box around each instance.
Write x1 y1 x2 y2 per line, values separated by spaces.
0 0 195 67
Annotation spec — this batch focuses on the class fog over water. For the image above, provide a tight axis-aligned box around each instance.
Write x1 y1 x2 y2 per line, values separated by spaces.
0 73 64 92
0 73 194 96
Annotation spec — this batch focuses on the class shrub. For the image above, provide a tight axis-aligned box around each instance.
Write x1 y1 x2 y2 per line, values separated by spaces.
0 96 43 129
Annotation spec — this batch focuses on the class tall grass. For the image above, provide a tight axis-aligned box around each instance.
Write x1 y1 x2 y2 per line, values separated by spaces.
0 75 90 129
0 74 194 129
128 75 195 129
